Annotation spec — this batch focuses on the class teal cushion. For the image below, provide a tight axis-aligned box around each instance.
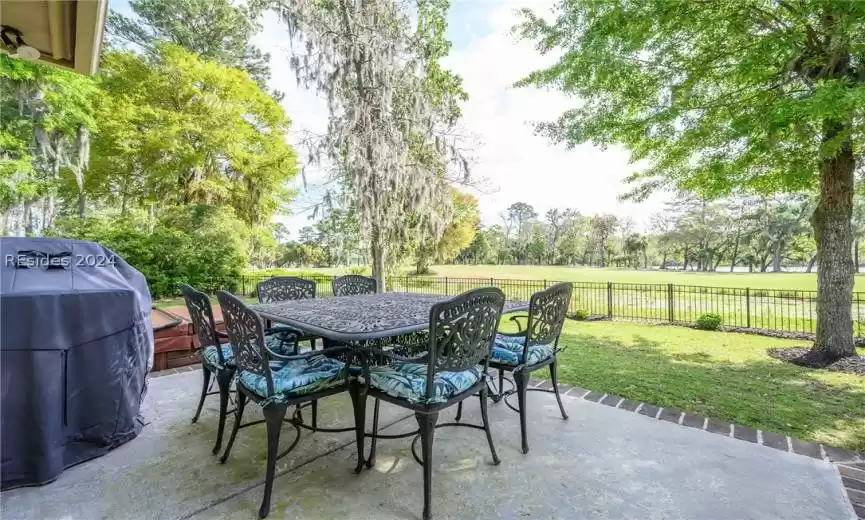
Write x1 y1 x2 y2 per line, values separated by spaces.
203 344 234 369
239 355 348 398
490 334 554 366
266 331 297 356
368 361 482 404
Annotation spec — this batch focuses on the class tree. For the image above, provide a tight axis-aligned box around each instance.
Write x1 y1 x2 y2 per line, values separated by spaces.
277 0 468 291
518 1 865 362
546 208 576 263
1 55 98 233
108 0 272 88
590 214 618 267
623 233 648 268
90 44 297 226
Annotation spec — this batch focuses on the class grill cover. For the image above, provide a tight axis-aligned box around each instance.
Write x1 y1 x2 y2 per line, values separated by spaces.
0 237 153 490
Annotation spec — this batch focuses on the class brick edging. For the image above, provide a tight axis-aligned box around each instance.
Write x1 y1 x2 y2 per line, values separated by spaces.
529 377 865 519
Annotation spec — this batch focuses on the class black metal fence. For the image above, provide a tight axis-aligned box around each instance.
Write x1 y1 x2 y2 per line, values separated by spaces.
232 275 865 338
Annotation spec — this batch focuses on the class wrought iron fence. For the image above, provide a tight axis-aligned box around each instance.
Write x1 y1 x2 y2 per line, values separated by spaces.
232 275 865 339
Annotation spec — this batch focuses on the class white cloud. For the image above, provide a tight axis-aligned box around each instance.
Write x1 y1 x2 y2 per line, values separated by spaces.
254 1 669 236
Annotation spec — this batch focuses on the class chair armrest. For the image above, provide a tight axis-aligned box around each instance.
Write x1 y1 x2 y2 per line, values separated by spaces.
507 314 530 333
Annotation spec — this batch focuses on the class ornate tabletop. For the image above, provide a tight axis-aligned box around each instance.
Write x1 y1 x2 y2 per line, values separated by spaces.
251 292 528 343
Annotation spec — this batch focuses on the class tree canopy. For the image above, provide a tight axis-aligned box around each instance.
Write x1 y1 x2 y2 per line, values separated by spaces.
275 0 469 290
90 44 297 226
108 0 272 88
517 0 865 362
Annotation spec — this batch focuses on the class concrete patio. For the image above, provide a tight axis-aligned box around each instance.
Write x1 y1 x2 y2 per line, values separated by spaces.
1 369 856 520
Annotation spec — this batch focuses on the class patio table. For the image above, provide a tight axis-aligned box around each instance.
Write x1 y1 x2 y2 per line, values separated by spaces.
250 291 528 345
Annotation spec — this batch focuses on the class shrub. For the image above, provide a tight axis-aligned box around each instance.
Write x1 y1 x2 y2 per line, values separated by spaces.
695 313 723 331
346 266 370 276
48 207 246 299
572 309 590 321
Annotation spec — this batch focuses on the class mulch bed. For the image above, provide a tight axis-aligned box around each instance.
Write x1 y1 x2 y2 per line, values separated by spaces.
767 347 865 376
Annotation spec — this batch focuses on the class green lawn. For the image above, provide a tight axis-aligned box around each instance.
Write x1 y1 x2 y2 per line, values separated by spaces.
256 264 865 292
549 320 865 451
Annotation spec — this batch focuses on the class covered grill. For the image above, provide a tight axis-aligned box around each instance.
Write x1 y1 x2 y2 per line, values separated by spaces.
0 237 153 490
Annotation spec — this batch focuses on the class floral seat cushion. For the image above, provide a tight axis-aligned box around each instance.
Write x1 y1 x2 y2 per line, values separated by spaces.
490 334 554 366
203 334 295 369
202 344 234 369
239 355 348 398
368 361 482 405
265 332 298 356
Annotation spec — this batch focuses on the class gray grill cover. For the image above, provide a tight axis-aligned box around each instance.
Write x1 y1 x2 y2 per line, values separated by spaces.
0 237 153 490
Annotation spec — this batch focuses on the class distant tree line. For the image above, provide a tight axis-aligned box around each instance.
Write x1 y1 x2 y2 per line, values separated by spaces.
449 192 865 273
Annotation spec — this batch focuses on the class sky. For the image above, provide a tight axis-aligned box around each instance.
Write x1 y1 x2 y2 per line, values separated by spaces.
115 0 671 234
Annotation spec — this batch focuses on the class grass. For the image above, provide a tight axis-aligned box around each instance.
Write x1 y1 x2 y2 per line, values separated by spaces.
254 264 865 292
547 320 865 451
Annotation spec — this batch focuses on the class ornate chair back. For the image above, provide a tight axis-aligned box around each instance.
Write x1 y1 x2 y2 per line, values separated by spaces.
217 291 275 397
524 282 573 352
426 287 505 401
180 284 225 365
332 275 377 297
256 277 316 304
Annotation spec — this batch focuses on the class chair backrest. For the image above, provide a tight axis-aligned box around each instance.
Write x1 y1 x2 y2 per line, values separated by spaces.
426 287 505 398
332 275 377 297
256 276 316 303
524 282 572 349
217 290 274 396
180 284 224 364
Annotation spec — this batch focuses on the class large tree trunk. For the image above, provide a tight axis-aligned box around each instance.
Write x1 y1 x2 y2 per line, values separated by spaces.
808 129 856 363
729 230 740 272
806 254 818 273
73 126 90 218
371 224 386 293
682 244 689 271
772 241 782 272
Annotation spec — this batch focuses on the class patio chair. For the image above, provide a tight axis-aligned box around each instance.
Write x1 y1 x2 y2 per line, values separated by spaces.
256 277 319 353
355 287 506 520
456 282 572 454
216 291 358 519
332 274 377 297
180 284 236 455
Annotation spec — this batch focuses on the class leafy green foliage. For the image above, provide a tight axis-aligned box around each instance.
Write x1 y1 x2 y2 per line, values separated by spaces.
572 309 590 321
108 0 272 88
0 55 98 215
90 44 297 226
48 208 246 298
695 313 723 331
516 1 865 198
516 0 865 359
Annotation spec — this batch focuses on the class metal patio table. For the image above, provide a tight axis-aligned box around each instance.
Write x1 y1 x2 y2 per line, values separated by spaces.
249 291 528 516
250 291 528 439
251 291 527 345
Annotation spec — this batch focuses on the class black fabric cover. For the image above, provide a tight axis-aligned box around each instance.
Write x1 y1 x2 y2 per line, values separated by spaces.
0 237 153 490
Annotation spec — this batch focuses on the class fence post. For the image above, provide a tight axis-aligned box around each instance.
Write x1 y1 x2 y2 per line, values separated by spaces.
746 287 751 328
445 277 450 295
667 283 674 323
490 277 494 287
241 276 247 297
607 281 613 319
544 279 548 289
